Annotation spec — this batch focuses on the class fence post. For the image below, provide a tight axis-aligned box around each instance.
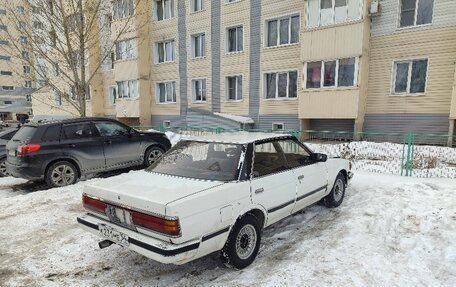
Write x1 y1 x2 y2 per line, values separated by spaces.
401 132 415 177
159 125 165 133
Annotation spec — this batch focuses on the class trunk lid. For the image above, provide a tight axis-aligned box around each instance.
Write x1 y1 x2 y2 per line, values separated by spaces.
84 170 225 216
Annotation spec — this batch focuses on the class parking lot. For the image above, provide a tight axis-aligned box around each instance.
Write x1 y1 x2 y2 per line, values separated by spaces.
1 171 455 287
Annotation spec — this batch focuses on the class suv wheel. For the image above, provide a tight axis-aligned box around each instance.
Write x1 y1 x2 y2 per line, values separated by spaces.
144 146 164 167
0 158 7 177
45 161 78 188
221 215 261 269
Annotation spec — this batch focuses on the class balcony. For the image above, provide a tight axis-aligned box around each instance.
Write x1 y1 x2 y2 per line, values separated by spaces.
299 88 359 119
116 97 140 118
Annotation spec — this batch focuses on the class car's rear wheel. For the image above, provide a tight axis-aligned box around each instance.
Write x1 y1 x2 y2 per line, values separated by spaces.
221 214 261 269
45 161 78 188
324 172 346 208
0 158 7 177
144 146 164 167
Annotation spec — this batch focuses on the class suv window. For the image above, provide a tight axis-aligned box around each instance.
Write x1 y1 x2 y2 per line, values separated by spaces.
0 129 17 140
62 123 94 140
277 140 313 169
253 141 289 177
42 125 61 142
94 122 129 137
11 126 36 143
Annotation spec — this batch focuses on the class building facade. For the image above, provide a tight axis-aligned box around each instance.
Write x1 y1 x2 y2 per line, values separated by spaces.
0 0 33 122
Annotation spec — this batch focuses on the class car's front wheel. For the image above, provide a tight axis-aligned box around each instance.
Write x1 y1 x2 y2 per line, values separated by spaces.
324 172 346 208
0 158 7 177
221 214 261 269
144 146 164 167
45 161 78 188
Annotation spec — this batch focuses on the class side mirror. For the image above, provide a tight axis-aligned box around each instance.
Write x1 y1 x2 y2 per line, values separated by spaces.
312 153 327 163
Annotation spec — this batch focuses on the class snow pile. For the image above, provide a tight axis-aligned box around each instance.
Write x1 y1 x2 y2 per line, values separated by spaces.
213 113 255 124
1 173 455 286
306 141 456 178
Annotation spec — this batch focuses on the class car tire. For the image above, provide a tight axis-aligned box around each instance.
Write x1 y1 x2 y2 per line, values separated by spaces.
324 172 346 208
45 161 79 188
144 146 164 167
220 214 261 269
0 157 7 177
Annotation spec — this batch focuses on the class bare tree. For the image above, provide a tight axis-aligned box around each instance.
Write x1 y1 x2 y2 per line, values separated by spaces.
0 0 146 117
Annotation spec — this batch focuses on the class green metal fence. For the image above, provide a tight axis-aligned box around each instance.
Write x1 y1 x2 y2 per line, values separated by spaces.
135 125 456 178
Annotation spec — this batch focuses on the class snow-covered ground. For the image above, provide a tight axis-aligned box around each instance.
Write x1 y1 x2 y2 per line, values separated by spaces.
1 172 455 287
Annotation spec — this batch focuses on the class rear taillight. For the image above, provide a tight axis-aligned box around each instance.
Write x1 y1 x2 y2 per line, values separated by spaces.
17 144 41 155
132 211 181 236
82 194 107 213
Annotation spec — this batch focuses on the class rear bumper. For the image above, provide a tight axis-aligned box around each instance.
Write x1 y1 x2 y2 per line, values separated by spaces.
77 215 202 265
6 161 43 181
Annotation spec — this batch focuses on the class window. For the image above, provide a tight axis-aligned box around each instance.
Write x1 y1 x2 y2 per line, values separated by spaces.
399 0 433 27
54 91 62 106
32 6 42 13
155 40 175 63
16 6 25 14
53 62 59 76
265 71 298 99
163 120 171 128
25 81 32 88
50 30 57 47
155 0 174 21
272 123 284 131
112 0 135 20
191 0 204 12
4 101 12 105
225 0 241 3
226 26 243 53
156 81 177 103
307 0 362 27
116 80 139 98
0 129 18 140
67 13 82 33
0 25 6 31
63 123 94 140
191 33 205 58
19 21 26 29
267 15 300 47
0 71 12 76
277 140 312 169
26 95 32 102
192 79 206 102
115 38 137 60
226 76 243 101
0 55 10 61
393 59 428 95
23 66 31 74
0 40 9 45
42 125 61 142
33 21 43 29
0 9 6 15
20 36 28 45
94 122 129 137
109 86 117 104
2 86 14 91
253 142 289 177
22 51 29 60
306 58 357 89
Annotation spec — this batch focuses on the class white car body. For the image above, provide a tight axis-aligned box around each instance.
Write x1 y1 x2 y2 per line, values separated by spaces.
77 133 352 266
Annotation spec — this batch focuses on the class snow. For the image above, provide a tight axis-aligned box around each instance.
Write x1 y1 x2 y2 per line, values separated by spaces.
1 172 455 287
213 113 255 124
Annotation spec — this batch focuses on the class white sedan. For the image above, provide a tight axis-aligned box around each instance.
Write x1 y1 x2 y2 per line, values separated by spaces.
77 133 353 269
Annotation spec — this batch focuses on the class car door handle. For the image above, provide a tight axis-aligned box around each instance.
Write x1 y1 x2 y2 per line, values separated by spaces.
255 188 264 194
298 175 305 180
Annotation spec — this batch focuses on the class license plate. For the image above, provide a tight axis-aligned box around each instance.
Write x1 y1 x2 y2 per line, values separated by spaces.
99 224 129 246
8 150 15 157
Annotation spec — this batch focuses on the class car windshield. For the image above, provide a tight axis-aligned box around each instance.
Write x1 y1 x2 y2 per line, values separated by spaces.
147 141 245 181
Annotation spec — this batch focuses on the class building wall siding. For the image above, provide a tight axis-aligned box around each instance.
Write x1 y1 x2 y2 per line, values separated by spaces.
211 0 221 113
248 0 261 120
364 113 449 134
371 0 456 37
178 0 188 117
366 26 456 114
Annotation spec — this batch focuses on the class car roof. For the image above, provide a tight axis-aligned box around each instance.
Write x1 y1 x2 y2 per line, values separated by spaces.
26 117 117 127
181 132 294 144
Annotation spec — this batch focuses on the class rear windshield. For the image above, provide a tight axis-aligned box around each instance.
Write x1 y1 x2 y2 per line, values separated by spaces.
147 141 245 181
11 126 37 143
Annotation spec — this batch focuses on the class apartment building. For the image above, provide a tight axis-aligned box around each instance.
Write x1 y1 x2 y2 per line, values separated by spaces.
366 0 456 143
0 0 33 122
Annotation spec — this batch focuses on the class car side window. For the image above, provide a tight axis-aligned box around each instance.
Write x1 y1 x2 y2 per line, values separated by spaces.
277 140 313 169
42 125 61 142
94 122 129 137
253 141 289 178
62 123 94 140
0 130 16 140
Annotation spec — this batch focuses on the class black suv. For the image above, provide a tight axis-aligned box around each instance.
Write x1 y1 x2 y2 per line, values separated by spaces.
6 118 171 187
